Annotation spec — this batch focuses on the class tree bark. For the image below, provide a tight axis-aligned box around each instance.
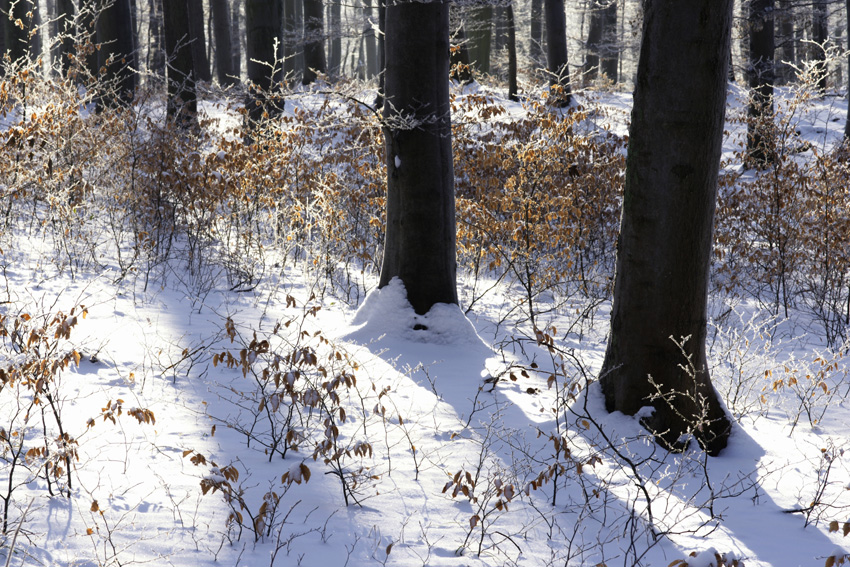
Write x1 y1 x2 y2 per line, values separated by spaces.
530 0 544 70
187 0 211 82
363 0 376 78
506 1 517 101
449 9 473 84
54 0 75 75
148 0 166 79
544 0 570 105
777 0 795 84
283 0 299 81
163 0 197 126
231 0 242 80
747 0 775 165
302 0 325 84
246 0 283 122
812 0 828 91
845 0 850 140
97 0 137 104
599 0 733 456
3 0 30 65
328 0 341 76
210 0 236 85
380 0 457 315
600 0 617 82
466 4 492 74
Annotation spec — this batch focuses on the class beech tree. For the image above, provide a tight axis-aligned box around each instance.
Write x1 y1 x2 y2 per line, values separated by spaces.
302 0 326 84
210 0 237 86
246 0 283 122
96 0 137 105
379 0 457 315
163 0 197 126
747 0 775 165
544 0 570 105
599 0 733 455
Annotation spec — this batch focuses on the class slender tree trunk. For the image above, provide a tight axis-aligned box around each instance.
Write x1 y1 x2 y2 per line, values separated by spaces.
148 0 166 80
777 0 795 84
210 0 236 85
231 1 242 80
187 0 211 82
466 4 492 74
845 0 850 140
747 0 775 165
375 0 384 105
600 0 733 456
302 0 326 84
97 0 137 104
380 0 457 315
812 0 828 91
507 1 517 101
530 0 544 69
544 0 570 105
163 0 197 126
363 0 376 78
585 1 601 80
328 0 341 76
600 0 617 82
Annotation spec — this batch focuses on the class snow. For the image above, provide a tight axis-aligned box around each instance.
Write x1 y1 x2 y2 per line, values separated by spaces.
0 81 849 567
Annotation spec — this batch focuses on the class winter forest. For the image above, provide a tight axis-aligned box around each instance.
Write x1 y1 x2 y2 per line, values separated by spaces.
1 0 850 566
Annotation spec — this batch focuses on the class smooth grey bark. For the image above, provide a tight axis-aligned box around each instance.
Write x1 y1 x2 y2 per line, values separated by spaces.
747 0 775 165
328 0 341 76
812 0 828 91
466 4 492 74
380 0 457 315
210 0 236 85
187 0 211 82
363 0 376 78
544 0 570 105
599 0 733 456
506 1 517 101
163 0 197 126
148 0 165 79
97 0 137 104
777 0 795 84
302 0 325 84
246 0 283 121
530 0 543 69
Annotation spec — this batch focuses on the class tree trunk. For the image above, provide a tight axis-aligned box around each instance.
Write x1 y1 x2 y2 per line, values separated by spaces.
29 1 41 72
246 0 283 122
163 0 197 126
530 0 544 70
302 0 326 84
380 0 457 316
363 0 376 78
328 0 341 76
210 0 236 85
148 0 166 80
600 0 617 82
599 0 733 456
845 0 850 140
585 1 601 81
812 0 828 91
187 0 211 82
466 4 492 74
97 0 137 104
282 0 298 81
55 0 75 75
506 1 517 101
544 0 570 105
375 0 384 105
747 0 775 166
777 0 795 84
231 0 242 80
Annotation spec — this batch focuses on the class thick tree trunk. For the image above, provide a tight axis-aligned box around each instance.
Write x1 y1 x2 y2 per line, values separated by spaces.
97 0 137 104
210 0 236 85
544 0 570 105
599 0 733 456
600 0 617 82
163 0 197 126
246 0 283 121
380 0 457 315
747 0 775 165
302 0 326 84
585 2 601 81
506 1 517 101
187 0 211 82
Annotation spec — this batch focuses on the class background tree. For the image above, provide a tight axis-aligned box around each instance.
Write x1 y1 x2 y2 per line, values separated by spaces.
187 0 211 82
585 0 618 83
302 0 326 84
845 0 850 140
246 0 283 122
54 0 76 75
544 0 570 105
162 0 197 126
328 0 341 76
530 0 543 69
811 0 828 91
599 0 733 455
231 0 242 78
747 0 775 165
506 0 517 101
2 0 30 66
466 3 492 74
210 0 236 86
147 0 166 80
379 0 457 315
97 0 137 105
283 0 299 81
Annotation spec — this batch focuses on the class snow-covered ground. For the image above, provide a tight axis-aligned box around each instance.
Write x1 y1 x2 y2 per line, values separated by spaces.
1 82 849 567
